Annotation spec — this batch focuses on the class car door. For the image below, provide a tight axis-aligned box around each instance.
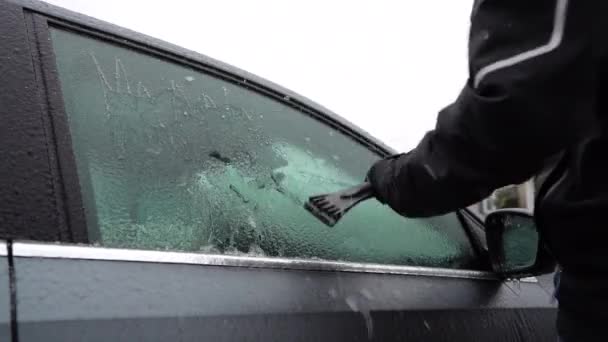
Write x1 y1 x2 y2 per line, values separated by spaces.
5 0 556 341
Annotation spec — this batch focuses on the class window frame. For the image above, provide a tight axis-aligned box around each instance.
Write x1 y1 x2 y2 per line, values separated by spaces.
20 0 490 274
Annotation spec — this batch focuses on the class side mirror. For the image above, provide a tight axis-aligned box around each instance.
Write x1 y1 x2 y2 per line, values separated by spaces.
485 209 555 278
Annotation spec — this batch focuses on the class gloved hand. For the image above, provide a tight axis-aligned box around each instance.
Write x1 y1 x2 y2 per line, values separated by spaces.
366 153 407 206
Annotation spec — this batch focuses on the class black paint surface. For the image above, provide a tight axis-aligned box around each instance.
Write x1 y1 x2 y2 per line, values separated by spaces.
0 0 70 241
15 257 557 341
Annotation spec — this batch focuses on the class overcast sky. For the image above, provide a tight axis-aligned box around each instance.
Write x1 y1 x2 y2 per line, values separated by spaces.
43 0 472 151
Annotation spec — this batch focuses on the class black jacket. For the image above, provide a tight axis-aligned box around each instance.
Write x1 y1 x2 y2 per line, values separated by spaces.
367 0 608 324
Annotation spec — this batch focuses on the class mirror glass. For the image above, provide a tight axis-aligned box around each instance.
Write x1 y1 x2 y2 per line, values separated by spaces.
500 214 539 272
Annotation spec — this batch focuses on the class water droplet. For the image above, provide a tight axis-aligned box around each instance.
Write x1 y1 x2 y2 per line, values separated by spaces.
345 296 358 312
183 111 188 116
328 288 338 299
159 123 166 128
360 288 373 300
423 320 431 331
332 155 340 161
185 76 195 82
346 296 374 339
284 95 290 101
329 131 335 137
305 137 311 143
259 115 264 119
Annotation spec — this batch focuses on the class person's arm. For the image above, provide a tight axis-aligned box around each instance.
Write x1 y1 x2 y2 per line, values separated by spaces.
367 0 597 217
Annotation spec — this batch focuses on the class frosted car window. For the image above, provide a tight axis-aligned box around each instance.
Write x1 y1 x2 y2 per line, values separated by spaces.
50 28 478 269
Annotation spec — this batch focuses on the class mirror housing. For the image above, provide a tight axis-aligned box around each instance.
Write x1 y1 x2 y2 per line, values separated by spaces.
485 209 555 278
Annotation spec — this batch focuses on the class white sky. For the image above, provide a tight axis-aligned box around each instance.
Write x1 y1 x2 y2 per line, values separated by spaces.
43 0 472 151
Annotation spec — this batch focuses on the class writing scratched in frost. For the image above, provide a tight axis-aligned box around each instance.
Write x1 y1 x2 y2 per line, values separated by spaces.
89 52 263 120
87 52 268 162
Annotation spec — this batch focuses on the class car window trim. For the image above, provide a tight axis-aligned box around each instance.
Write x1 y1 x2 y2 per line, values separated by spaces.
25 13 92 243
11 241 539 282
457 211 487 252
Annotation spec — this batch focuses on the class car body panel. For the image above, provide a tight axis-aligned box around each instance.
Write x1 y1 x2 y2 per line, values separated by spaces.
0 0 73 242
0 241 12 341
14 242 556 341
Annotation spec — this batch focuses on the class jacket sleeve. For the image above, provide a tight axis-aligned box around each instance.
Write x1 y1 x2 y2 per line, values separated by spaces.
367 0 597 217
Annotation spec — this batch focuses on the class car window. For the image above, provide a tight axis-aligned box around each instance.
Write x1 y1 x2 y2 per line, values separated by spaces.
50 28 479 269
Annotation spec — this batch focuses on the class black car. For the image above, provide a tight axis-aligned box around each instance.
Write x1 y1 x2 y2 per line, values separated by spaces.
1 0 557 341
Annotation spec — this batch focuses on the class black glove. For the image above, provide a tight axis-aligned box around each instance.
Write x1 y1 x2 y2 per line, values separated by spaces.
366 153 407 206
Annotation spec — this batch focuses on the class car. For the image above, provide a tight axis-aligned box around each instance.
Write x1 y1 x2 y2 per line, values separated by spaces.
0 0 558 341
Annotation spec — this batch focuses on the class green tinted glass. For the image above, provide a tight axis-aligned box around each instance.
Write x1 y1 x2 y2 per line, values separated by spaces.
50 28 477 268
